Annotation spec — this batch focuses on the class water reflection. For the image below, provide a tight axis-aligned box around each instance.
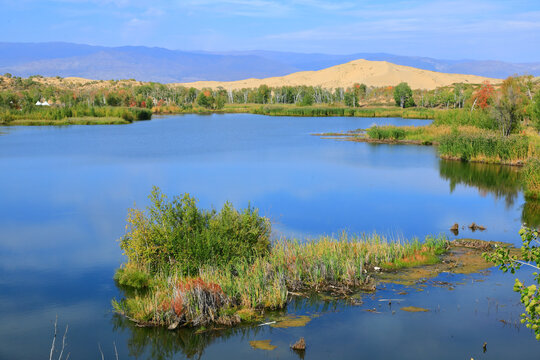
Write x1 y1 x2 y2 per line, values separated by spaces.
437 159 539 227
0 115 538 359
111 295 353 360
111 314 246 360
438 159 521 208
110 271 540 360
523 199 540 228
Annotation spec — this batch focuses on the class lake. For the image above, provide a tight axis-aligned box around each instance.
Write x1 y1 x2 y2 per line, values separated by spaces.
0 114 538 359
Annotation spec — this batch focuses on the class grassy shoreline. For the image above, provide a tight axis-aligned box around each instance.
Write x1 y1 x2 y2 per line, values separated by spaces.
6 116 131 126
0 106 152 126
114 232 451 328
318 123 540 197
153 104 437 118
112 188 454 329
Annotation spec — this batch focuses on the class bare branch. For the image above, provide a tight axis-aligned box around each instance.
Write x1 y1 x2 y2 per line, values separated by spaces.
98 343 105 360
58 324 68 360
49 315 58 360
114 341 119 360
512 259 540 271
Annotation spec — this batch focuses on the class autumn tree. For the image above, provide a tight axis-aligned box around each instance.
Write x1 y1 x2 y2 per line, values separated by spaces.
472 81 494 110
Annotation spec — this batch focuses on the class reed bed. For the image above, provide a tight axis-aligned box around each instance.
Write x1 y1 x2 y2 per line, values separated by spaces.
248 105 435 119
438 132 530 164
433 109 496 130
0 106 152 125
522 159 540 200
364 124 533 165
7 116 131 126
114 229 449 327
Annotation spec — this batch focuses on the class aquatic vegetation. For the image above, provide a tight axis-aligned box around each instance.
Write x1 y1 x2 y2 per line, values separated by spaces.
249 340 276 351
433 108 496 130
522 159 540 200
270 315 311 328
361 124 484 145
366 126 407 140
114 263 152 289
249 105 435 119
114 189 451 328
0 105 152 125
363 124 532 165
400 306 429 312
437 131 530 164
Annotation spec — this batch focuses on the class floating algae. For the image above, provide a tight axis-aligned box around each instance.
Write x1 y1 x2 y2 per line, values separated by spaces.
271 315 312 328
249 340 277 351
401 306 429 312
377 239 517 286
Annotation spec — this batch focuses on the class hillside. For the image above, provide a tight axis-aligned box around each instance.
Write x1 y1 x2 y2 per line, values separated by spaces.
177 59 501 91
0 43 538 82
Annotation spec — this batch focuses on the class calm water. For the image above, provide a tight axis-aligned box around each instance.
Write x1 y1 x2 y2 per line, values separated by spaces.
0 114 538 359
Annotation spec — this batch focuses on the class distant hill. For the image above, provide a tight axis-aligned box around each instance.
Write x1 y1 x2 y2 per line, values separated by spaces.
0 42 538 82
177 59 500 91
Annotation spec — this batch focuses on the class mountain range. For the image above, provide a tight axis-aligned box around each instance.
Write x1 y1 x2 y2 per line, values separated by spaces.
0 42 538 83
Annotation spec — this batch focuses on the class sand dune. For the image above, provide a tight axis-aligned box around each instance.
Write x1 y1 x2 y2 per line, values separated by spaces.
176 59 501 91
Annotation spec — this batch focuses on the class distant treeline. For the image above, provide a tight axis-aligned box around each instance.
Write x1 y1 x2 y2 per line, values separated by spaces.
0 73 535 110
1 74 539 127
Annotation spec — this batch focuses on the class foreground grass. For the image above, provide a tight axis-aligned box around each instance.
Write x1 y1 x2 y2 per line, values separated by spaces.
113 233 449 328
113 188 450 328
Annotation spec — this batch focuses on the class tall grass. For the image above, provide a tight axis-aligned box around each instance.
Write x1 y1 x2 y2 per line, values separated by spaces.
433 109 496 130
438 131 530 164
114 189 450 328
0 105 152 124
522 159 540 200
247 105 434 119
366 126 408 140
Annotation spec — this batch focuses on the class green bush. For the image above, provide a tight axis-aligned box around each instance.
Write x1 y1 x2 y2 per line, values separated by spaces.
120 187 271 275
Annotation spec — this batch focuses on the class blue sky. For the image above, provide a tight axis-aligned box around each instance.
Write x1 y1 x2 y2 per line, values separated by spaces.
1 0 539 61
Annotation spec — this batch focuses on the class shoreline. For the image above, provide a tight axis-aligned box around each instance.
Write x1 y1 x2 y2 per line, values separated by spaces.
114 235 507 330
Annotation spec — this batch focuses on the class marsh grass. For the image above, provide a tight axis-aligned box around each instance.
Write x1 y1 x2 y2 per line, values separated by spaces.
433 109 496 130
114 190 450 328
249 105 435 119
0 106 152 125
8 116 130 126
438 131 530 164
363 124 534 165
522 159 540 200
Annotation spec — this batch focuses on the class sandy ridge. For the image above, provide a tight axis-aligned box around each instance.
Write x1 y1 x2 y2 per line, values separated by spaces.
175 59 501 91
